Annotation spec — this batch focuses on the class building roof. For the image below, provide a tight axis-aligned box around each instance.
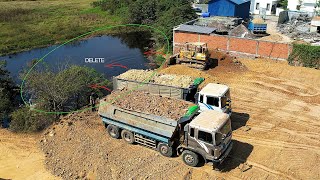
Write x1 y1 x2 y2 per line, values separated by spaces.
190 110 229 132
209 0 250 5
174 24 216 34
199 83 229 97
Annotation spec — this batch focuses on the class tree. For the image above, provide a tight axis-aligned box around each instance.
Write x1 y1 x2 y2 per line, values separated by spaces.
297 0 303 10
278 0 288 10
316 0 320 15
22 64 110 113
155 4 197 46
0 60 18 125
92 0 197 48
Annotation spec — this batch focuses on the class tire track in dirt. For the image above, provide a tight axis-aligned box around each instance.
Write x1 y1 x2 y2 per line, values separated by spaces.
229 156 298 180
233 135 320 154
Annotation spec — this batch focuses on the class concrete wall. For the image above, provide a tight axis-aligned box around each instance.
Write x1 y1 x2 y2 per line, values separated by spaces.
173 31 292 60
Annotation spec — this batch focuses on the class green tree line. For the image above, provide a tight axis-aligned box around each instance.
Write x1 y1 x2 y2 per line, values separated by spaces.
1 60 110 132
92 0 197 48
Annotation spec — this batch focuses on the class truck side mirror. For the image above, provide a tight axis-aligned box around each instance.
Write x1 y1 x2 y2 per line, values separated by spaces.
194 93 199 103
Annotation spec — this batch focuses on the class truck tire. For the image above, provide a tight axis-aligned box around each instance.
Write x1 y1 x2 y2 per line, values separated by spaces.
121 130 135 144
107 125 120 139
182 150 199 167
158 143 173 157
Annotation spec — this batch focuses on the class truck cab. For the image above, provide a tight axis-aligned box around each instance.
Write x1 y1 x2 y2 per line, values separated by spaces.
179 110 233 168
195 83 231 115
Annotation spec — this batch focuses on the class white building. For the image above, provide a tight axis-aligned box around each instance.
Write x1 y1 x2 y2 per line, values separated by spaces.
250 0 279 15
287 0 318 12
250 0 319 16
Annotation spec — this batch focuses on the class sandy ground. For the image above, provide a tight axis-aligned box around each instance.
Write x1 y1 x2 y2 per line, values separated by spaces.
0 130 60 180
255 15 293 43
1 57 319 179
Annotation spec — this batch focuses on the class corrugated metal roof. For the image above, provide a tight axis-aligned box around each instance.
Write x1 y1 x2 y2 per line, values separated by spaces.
174 24 216 34
209 0 250 5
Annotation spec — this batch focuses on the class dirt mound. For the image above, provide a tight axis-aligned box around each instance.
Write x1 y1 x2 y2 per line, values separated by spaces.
209 50 247 73
39 113 196 180
252 18 265 24
229 24 253 38
100 90 194 120
117 69 195 88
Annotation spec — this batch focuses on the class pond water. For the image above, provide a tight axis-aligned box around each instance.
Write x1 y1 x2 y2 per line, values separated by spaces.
1 32 154 83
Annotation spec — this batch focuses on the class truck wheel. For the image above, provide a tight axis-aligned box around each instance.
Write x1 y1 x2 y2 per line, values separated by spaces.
121 130 135 144
182 150 199 167
107 125 120 139
158 143 173 157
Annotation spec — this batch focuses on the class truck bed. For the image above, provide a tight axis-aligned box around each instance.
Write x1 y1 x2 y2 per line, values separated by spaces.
99 104 178 141
113 70 204 101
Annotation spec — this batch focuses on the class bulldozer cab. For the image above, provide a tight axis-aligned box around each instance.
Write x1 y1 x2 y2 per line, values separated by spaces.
177 42 210 70
183 42 207 53
181 42 208 61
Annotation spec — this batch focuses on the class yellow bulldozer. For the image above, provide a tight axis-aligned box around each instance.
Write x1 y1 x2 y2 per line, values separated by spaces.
175 42 211 70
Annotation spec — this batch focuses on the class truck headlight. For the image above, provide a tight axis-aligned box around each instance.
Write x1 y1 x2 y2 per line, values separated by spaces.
214 148 222 159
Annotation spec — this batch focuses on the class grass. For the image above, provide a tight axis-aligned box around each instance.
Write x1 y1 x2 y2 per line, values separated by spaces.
0 0 126 56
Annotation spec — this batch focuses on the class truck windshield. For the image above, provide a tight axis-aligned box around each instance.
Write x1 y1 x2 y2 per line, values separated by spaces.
220 90 230 108
215 119 232 145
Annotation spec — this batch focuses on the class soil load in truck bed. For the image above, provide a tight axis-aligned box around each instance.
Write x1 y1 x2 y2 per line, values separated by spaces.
116 69 196 88
114 69 204 101
99 90 195 120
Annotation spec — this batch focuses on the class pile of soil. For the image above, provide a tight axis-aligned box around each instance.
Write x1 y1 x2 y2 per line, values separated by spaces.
117 69 195 88
252 18 265 24
210 50 247 73
100 90 194 120
39 112 193 180
229 24 254 38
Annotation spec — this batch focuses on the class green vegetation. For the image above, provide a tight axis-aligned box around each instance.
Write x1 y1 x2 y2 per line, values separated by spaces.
0 60 19 125
10 107 55 132
316 0 320 15
288 44 320 69
278 0 288 10
92 0 197 48
155 55 166 65
0 0 196 56
23 64 110 113
8 64 110 132
0 0 124 56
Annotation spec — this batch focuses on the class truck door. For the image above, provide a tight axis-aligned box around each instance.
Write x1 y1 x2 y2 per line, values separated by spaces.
187 126 198 148
197 94 209 112
196 129 214 156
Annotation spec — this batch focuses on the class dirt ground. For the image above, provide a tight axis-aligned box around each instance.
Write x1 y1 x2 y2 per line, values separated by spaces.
0 129 60 180
1 56 319 179
258 16 293 43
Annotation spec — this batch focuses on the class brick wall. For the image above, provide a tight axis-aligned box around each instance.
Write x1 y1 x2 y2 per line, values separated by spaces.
173 32 292 60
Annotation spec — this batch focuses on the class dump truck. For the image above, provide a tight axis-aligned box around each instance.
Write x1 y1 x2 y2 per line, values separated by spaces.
113 70 232 114
98 92 233 168
248 18 268 34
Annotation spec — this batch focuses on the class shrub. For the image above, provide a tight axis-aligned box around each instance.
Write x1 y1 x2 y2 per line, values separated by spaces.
155 55 166 65
10 107 56 132
288 44 320 69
